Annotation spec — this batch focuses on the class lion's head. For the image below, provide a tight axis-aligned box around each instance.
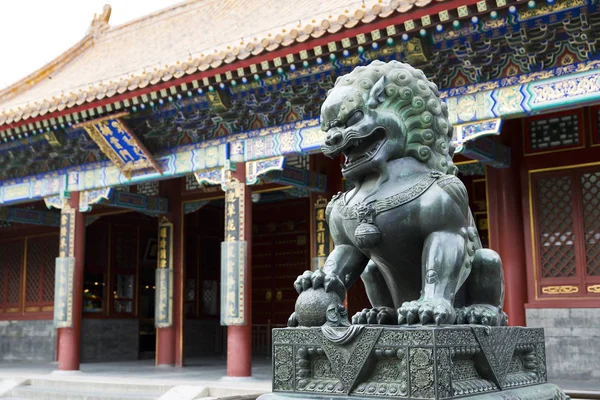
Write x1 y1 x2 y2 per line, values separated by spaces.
320 60 457 183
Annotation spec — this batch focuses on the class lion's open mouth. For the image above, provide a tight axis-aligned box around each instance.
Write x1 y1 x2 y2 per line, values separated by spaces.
339 128 386 169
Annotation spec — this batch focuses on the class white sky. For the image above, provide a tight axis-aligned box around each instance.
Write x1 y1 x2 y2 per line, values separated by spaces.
0 0 179 90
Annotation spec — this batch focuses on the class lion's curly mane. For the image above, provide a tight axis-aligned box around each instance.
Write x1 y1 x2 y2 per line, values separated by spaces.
330 60 457 176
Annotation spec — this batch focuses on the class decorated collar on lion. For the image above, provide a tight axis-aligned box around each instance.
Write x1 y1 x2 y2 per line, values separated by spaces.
321 60 458 188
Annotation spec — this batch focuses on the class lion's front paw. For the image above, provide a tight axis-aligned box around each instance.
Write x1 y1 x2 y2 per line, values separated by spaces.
352 307 397 325
456 304 508 326
398 298 455 325
293 269 345 300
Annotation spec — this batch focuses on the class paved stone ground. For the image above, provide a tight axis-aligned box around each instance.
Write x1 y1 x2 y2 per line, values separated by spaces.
0 357 597 399
0 357 271 385
0 357 272 400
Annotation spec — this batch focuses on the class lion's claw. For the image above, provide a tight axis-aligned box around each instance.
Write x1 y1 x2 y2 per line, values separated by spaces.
398 299 455 325
407 310 419 325
293 269 346 301
352 307 396 325
287 312 298 327
456 305 508 326
419 307 434 324
323 273 346 301
311 268 326 289
398 313 407 325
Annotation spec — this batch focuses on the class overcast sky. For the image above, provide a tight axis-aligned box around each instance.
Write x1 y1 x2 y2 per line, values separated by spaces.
0 0 179 90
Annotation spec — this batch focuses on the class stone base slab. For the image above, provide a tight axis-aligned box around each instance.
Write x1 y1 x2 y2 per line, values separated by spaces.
267 325 568 399
259 383 567 400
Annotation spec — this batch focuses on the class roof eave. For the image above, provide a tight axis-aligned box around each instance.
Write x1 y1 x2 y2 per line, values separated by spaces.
0 35 94 105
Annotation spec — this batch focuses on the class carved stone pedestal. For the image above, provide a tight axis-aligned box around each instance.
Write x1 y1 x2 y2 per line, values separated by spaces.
260 325 568 400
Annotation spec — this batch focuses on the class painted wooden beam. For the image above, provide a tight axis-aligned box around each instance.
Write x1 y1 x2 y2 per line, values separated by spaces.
46 188 169 214
265 165 327 193
0 207 60 227
100 190 169 214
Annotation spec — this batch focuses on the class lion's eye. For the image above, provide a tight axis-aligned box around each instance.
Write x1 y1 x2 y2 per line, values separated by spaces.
327 119 342 130
345 110 364 127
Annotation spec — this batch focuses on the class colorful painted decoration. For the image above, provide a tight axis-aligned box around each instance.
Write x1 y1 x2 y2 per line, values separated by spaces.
453 119 503 154
246 156 285 185
78 188 113 212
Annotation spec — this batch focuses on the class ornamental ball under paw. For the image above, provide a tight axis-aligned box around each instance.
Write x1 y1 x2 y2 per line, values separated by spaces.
295 288 342 327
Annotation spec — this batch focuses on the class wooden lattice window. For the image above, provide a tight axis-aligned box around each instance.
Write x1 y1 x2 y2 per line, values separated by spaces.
535 175 577 279
137 181 159 196
285 155 310 170
525 110 583 155
185 174 201 191
25 235 58 307
581 171 600 277
532 166 600 297
0 239 24 313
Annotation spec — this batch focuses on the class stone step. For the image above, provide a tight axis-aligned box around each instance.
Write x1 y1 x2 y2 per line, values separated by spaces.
10 386 161 400
27 379 172 395
0 378 27 398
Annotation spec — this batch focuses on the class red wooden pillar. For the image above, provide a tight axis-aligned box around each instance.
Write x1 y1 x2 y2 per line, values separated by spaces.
156 178 184 367
487 163 528 326
57 191 86 371
226 162 252 377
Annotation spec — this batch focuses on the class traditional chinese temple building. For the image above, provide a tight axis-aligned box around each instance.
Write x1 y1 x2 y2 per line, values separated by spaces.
0 0 598 382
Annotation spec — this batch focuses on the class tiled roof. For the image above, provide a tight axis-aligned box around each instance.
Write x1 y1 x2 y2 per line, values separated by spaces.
0 0 448 126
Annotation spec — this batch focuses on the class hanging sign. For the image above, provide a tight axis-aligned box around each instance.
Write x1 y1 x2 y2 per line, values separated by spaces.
59 203 76 258
155 268 173 328
54 257 75 328
221 178 247 325
313 197 331 270
220 241 247 326
155 217 173 328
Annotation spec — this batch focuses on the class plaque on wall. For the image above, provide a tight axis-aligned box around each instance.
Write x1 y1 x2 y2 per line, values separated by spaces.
54 257 75 328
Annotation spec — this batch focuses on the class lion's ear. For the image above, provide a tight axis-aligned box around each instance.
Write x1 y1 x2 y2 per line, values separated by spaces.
367 76 387 108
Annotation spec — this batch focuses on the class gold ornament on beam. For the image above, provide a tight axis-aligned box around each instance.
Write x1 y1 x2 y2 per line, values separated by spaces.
541 285 579 295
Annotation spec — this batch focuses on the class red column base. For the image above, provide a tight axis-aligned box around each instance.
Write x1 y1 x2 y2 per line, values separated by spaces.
57 328 80 371
227 325 252 377
156 327 175 366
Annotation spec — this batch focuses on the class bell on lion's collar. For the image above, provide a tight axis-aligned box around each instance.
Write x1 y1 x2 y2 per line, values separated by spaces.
354 222 381 249
354 202 380 249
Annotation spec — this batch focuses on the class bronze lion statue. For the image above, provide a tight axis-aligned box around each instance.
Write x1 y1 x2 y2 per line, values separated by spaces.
290 60 507 327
